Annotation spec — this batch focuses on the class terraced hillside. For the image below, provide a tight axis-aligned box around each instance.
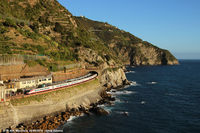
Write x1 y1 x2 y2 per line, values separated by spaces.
0 0 178 69
76 17 179 65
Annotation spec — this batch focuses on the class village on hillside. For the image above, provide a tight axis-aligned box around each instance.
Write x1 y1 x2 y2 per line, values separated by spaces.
0 57 89 102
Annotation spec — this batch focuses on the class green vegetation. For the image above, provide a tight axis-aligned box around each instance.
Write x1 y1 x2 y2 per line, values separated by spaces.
76 17 143 45
24 60 38 67
3 18 17 28
17 28 39 40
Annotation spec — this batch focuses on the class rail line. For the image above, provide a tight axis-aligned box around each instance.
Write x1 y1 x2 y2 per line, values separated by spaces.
7 71 98 101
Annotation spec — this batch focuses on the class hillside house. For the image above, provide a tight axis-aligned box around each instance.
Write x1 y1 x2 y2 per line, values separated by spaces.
4 82 18 95
16 75 52 89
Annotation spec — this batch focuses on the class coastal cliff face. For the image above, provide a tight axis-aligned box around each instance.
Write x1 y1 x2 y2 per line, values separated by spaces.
77 47 128 88
78 47 117 69
128 43 179 66
100 68 128 88
76 17 179 66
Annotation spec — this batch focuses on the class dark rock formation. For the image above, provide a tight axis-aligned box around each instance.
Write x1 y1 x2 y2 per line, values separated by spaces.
89 106 109 115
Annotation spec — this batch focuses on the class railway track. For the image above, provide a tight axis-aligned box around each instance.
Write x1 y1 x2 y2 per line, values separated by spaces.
7 71 98 101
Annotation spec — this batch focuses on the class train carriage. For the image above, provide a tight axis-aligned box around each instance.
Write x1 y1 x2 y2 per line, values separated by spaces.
27 72 98 95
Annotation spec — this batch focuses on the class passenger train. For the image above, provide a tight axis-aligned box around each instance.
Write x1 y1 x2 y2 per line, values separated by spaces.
27 71 98 95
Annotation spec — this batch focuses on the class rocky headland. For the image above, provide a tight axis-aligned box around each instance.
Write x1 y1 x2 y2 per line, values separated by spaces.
0 0 179 130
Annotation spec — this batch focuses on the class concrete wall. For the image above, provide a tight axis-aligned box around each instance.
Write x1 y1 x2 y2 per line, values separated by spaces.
52 69 87 82
0 64 50 81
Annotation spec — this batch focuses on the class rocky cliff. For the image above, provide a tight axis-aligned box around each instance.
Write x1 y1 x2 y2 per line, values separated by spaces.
76 17 179 66
100 68 129 89
77 47 128 88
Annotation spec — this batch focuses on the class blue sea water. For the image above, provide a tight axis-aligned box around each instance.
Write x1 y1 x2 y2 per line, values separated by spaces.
59 60 200 133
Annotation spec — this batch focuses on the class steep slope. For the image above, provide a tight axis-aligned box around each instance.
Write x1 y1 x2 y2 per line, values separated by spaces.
76 17 179 65
0 0 114 71
0 0 178 68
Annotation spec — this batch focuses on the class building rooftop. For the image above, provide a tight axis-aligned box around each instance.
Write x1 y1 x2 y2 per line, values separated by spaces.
16 74 52 82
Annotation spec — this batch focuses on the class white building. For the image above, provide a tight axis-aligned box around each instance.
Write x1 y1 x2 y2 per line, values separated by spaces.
17 75 52 89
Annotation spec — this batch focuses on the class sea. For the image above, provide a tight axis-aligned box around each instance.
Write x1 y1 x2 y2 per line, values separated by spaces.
59 60 200 133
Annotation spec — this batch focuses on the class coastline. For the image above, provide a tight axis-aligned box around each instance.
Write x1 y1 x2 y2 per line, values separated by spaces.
0 67 129 130
6 82 130 131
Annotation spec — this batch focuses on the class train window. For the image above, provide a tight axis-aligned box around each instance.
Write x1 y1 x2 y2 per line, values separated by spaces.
48 78 51 80
22 81 26 84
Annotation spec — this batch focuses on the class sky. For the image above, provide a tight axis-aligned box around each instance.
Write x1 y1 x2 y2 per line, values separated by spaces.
57 0 200 59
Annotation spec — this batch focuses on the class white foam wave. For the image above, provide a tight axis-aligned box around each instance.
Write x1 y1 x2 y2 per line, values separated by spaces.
67 116 77 122
141 101 146 104
147 81 157 85
107 91 115 95
123 81 140 89
114 90 136 95
115 111 129 116
97 104 106 108
130 81 139 86
125 71 135 74
115 98 122 103
108 88 137 96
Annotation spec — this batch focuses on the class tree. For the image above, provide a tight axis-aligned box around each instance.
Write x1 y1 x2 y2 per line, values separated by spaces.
3 18 16 28
54 22 64 34
64 67 66 73
30 22 39 33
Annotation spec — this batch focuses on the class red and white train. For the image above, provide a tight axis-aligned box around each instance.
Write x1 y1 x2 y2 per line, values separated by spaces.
27 71 98 95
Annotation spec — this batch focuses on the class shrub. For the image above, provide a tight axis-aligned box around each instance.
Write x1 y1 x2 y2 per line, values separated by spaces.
35 59 46 66
24 60 38 67
48 63 59 72
36 45 45 54
0 26 8 33
3 18 17 28
38 15 51 26
18 28 39 40
30 22 39 33
54 22 64 33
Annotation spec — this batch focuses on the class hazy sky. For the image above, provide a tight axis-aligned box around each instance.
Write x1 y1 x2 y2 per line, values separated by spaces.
58 0 200 59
